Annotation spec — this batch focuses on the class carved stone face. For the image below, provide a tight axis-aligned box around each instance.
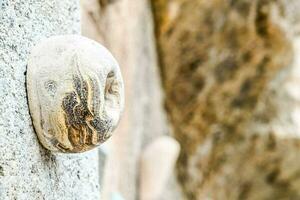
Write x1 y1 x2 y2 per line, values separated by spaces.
27 35 124 153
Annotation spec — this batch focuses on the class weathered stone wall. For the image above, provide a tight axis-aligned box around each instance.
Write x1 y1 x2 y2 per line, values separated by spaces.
152 0 300 199
0 1 100 199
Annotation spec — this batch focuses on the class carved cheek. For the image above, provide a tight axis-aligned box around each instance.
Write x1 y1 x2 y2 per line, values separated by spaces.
26 35 124 153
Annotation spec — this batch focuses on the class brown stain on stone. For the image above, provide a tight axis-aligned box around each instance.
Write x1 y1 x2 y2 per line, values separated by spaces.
152 0 296 199
60 64 112 152
61 76 96 152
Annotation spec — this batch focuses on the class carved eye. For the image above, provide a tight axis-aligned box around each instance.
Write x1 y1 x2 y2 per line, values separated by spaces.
26 35 124 153
105 71 117 95
44 80 57 97
105 71 121 107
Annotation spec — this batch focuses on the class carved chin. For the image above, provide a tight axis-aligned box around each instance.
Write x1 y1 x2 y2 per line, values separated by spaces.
26 35 124 153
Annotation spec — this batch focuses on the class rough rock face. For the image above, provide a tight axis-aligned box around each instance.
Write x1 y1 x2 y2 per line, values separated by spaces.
152 0 300 199
0 1 100 199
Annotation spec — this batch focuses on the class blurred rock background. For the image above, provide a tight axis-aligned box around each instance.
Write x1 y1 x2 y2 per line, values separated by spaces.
81 0 300 199
80 0 183 199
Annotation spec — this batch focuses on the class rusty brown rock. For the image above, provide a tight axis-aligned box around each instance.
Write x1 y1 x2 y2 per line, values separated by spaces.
152 0 300 199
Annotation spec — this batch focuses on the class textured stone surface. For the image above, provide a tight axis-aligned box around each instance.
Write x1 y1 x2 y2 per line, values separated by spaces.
27 35 124 153
0 1 100 199
152 0 300 199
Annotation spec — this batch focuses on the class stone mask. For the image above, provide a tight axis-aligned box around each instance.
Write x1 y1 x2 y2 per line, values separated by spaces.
27 35 124 153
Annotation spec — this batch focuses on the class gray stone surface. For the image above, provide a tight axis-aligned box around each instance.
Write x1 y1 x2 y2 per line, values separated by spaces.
0 1 100 199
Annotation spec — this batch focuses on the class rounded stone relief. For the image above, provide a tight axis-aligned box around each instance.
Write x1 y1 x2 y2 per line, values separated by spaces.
27 35 124 153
